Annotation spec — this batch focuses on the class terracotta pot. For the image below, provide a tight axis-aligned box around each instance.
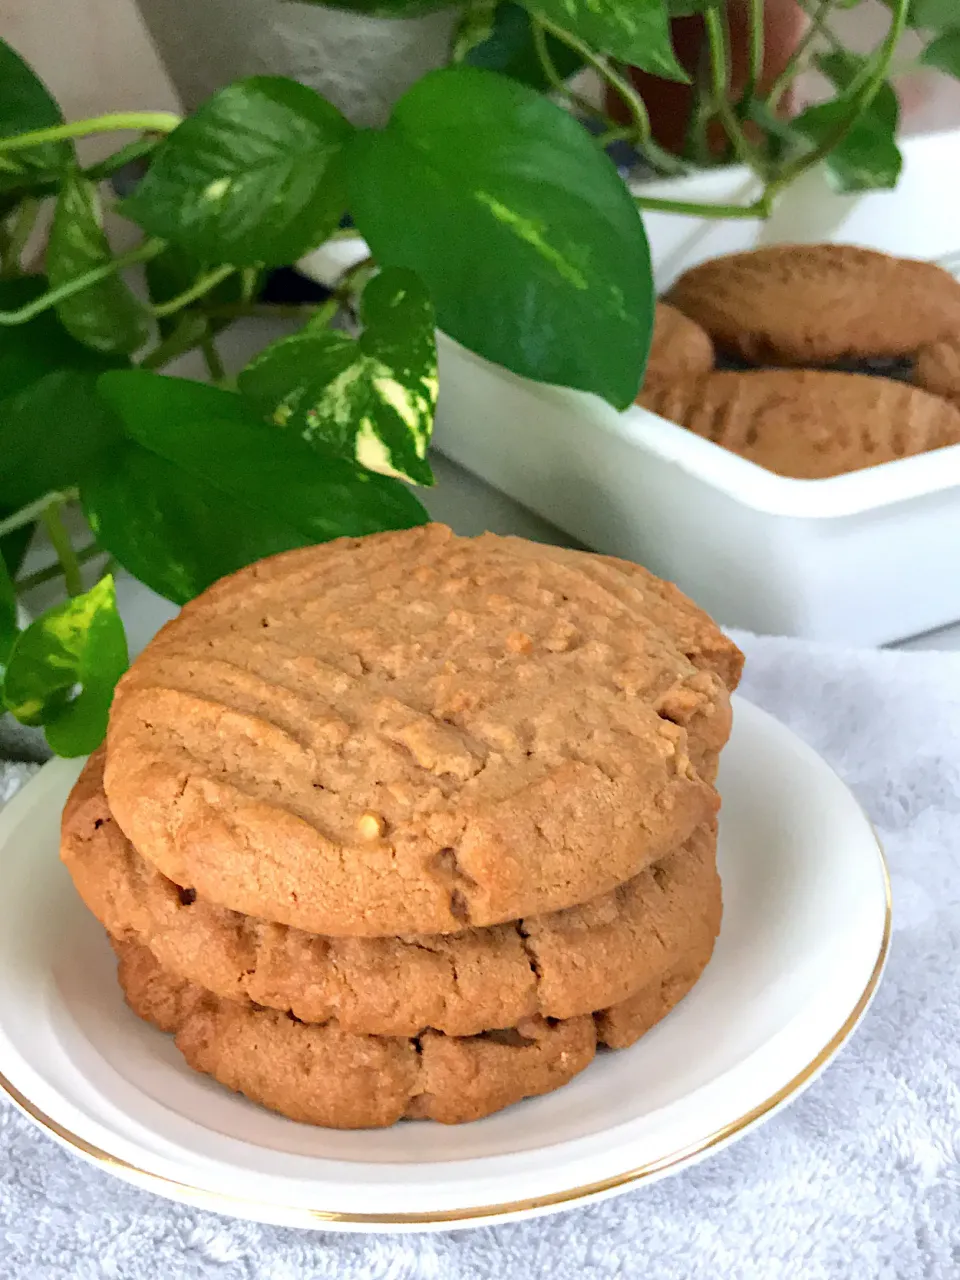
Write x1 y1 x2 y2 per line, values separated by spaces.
608 0 806 155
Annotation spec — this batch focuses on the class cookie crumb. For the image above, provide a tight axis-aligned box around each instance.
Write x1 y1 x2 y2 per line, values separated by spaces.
357 812 386 840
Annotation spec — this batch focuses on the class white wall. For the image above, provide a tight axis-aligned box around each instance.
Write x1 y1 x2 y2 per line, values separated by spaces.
0 0 179 121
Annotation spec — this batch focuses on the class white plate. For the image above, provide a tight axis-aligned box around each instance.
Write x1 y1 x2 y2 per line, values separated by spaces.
0 698 889 1233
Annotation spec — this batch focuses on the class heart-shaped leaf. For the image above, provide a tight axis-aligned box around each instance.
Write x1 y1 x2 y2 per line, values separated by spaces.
48 171 150 356
123 77 353 267
3 574 128 756
0 279 125 509
239 268 436 486
815 50 901 125
521 0 689 82
349 66 654 409
460 2 585 89
794 101 902 193
0 38 72 189
795 58 902 194
920 30 960 75
0 556 17 672
882 0 960 30
84 371 428 603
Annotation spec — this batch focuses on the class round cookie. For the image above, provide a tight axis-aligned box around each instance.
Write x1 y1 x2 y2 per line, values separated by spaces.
642 302 715 386
115 936 716 1126
666 244 960 365
64 752 722 1037
104 525 724 937
915 337 960 405
640 369 960 479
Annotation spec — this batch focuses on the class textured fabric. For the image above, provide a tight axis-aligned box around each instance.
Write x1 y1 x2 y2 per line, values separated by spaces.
1 632 958 1279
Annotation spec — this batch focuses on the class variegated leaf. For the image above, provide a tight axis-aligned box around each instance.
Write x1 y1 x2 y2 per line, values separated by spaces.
239 268 436 486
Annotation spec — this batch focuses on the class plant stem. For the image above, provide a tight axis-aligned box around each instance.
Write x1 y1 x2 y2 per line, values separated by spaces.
16 542 102 593
768 0 910 196
743 0 766 108
703 7 765 173
0 490 78 539
239 266 258 304
338 254 374 291
202 301 321 322
138 313 208 370
595 124 638 149
0 112 181 155
540 15 653 142
151 263 236 318
530 18 603 123
535 15 689 176
41 504 84 597
83 137 159 183
200 335 227 385
0 239 164 326
633 193 769 219
767 0 831 110
305 298 341 332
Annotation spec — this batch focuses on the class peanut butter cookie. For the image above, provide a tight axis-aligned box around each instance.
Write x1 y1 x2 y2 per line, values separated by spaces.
643 302 715 385
115 935 715 1126
640 369 960 479
915 337 960 405
104 526 726 936
65 753 721 1037
666 245 960 365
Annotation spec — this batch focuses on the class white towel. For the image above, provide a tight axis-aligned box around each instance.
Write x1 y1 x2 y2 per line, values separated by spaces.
1 632 957 1279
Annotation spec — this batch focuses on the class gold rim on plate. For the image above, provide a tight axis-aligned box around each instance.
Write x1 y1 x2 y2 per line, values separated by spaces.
0 840 891 1229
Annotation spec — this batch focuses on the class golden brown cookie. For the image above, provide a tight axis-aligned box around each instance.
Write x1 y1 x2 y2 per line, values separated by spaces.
640 369 960 479
115 935 715 1126
666 245 960 365
915 337 960 405
642 302 715 386
64 753 721 1036
104 526 725 937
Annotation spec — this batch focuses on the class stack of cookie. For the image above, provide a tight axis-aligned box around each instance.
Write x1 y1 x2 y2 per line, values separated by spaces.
640 244 960 479
61 526 742 1128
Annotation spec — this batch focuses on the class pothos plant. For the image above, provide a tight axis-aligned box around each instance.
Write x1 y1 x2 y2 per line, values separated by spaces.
0 0 954 757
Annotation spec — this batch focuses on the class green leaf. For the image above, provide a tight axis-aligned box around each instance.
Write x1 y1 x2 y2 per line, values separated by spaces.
123 77 353 267
815 50 900 125
82 442 305 604
0 38 71 189
460 2 585 89
239 267 436 486
885 0 960 30
47 172 150 356
795 59 902 195
84 371 429 603
0 556 17 671
795 100 902 193
920 31 960 75
0 279 125 509
521 0 689 82
3 574 128 756
349 67 653 409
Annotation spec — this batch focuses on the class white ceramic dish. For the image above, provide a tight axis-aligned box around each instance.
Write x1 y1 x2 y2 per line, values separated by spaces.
432 333 960 645
0 699 889 1232
303 129 960 644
